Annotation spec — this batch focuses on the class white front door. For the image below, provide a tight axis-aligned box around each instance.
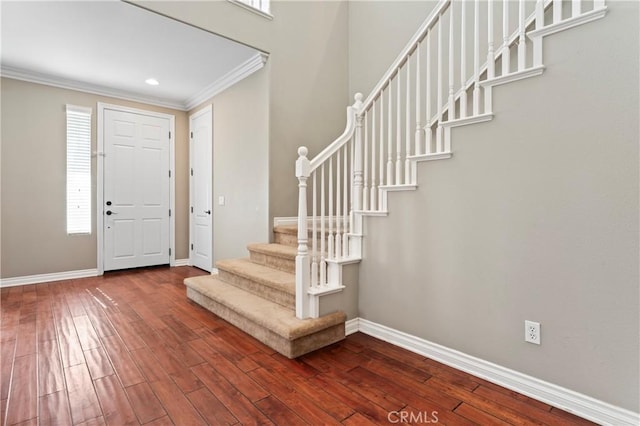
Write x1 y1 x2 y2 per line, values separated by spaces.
103 109 171 271
189 105 213 272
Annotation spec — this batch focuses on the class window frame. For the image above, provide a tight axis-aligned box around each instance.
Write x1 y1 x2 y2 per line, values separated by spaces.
228 0 273 20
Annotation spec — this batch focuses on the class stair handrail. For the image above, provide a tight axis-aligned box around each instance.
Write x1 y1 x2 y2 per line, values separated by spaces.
361 0 450 112
307 0 451 172
309 94 363 172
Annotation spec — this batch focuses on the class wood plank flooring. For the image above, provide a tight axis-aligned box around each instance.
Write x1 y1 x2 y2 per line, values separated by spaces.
0 266 594 425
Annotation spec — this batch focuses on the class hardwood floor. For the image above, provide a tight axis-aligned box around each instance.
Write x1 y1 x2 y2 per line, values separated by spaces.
1 266 594 425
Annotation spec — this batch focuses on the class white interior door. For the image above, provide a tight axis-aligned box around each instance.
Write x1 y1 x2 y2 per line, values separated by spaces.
189 106 213 272
103 109 171 271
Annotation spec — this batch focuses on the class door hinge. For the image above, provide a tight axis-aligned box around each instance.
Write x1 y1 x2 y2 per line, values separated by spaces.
190 168 193 176
190 206 193 213
169 248 172 256
190 131 193 138
169 131 171 139
169 209 171 217
168 170 171 178
191 243 194 250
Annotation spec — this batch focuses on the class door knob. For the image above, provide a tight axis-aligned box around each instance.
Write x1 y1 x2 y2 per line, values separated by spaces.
204 210 211 215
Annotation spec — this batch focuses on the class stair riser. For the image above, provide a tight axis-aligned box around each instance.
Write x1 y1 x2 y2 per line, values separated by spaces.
274 231 297 247
186 287 345 359
249 251 295 274
217 269 294 309
274 231 337 250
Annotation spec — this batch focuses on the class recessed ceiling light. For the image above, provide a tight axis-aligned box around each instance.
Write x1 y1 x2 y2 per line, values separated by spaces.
145 78 159 86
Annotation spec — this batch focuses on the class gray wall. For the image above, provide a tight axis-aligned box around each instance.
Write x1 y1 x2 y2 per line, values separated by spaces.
348 0 436 98
353 1 639 412
0 78 190 277
189 66 270 264
135 0 350 225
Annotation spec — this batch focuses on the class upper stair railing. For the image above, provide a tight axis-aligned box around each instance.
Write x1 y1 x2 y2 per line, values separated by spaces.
295 0 607 319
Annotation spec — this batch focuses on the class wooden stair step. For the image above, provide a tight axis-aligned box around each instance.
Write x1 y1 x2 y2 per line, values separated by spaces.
184 276 346 358
215 258 295 309
247 243 296 273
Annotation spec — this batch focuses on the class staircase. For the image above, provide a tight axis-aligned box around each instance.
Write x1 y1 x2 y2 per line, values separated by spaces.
187 0 608 356
184 226 346 359
292 0 607 320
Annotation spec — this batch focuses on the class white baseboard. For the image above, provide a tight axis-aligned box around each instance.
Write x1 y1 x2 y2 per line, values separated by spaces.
345 318 360 335
351 318 639 426
0 269 99 288
1 261 196 287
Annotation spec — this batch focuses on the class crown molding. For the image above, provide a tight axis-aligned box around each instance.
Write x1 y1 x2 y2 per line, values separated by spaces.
184 52 268 110
1 52 269 112
0 65 187 110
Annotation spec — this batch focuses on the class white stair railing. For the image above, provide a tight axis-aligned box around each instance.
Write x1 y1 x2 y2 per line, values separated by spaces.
295 0 607 319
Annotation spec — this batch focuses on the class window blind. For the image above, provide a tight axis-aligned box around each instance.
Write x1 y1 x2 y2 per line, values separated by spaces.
66 105 92 234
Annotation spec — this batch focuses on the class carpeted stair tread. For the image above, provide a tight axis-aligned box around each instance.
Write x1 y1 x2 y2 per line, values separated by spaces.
184 275 345 340
247 243 297 260
216 258 295 295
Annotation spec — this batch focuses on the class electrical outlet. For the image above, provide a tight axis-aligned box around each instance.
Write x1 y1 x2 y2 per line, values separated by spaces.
525 320 541 345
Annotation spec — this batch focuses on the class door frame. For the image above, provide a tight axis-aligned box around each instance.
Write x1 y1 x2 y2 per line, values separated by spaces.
97 102 176 275
188 104 213 271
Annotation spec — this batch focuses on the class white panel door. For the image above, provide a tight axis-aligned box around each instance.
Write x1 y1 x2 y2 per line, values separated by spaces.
103 109 170 271
189 106 213 272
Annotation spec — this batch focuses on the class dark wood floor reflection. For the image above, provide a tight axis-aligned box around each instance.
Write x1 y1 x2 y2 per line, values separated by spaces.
1 266 593 425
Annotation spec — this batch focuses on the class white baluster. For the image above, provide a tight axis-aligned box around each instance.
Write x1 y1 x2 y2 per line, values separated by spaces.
572 0 581 18
460 1 468 118
379 91 384 209
349 137 354 234
518 0 526 71
295 146 310 319
553 0 562 24
503 0 511 76
485 0 494 114
363 112 369 211
415 41 422 156
487 0 495 80
328 157 334 260
436 14 444 152
387 82 393 185
311 171 318 288
405 57 411 184
473 0 481 116
448 5 455 120
353 93 364 214
343 144 348 257
371 102 377 210
533 0 544 67
396 73 402 185
320 163 326 286
335 149 342 258
426 29 433 154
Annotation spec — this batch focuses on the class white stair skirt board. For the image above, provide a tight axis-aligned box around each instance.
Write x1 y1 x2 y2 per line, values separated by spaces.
0 269 99 287
346 318 639 426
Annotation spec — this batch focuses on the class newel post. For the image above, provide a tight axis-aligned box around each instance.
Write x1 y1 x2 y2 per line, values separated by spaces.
295 146 311 319
352 93 364 214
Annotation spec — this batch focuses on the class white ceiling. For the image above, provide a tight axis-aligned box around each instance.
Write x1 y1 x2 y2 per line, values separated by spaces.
1 0 265 110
